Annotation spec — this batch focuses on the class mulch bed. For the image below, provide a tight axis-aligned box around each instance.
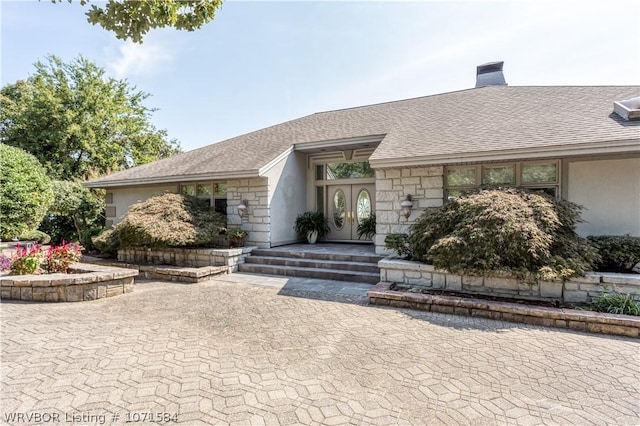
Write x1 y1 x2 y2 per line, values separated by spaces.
388 283 565 308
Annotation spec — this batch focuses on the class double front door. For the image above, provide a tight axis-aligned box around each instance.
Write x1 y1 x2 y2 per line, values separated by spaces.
327 184 375 241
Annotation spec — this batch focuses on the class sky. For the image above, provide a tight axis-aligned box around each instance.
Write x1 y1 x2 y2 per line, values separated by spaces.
1 0 639 152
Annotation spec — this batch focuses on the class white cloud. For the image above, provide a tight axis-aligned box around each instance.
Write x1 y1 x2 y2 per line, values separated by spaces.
106 37 175 78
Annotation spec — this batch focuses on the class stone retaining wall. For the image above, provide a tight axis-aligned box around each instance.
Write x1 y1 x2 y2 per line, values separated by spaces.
83 258 228 284
118 247 255 273
380 258 640 304
0 263 137 302
369 282 640 338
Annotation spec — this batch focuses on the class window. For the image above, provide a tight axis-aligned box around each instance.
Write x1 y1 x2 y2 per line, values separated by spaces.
316 187 324 213
482 165 515 185
325 162 374 180
180 181 228 214
447 167 476 186
445 161 560 200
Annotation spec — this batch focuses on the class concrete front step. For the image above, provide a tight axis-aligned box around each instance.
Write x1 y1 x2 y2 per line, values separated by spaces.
244 256 379 273
238 263 380 284
250 249 384 264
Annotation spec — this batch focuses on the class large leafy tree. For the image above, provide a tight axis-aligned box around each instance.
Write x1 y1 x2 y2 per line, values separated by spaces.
40 180 105 246
0 55 181 181
0 144 54 239
52 0 224 43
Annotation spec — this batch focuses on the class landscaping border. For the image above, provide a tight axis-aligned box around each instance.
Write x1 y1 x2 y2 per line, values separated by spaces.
82 257 228 284
379 258 640 304
0 263 137 302
118 246 256 272
368 282 640 338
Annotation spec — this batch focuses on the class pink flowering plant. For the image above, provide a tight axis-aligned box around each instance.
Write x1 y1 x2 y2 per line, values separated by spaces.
9 244 42 275
42 242 82 273
3 242 83 275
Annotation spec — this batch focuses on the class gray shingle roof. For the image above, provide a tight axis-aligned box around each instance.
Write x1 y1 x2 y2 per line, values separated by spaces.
86 86 639 186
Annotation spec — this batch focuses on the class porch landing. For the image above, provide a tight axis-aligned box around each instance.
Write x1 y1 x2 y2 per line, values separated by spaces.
265 242 377 256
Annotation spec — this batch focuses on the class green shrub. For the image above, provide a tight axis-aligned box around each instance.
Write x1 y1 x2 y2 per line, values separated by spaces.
226 228 249 247
0 144 53 239
587 235 640 273
385 233 412 258
109 193 226 249
409 188 599 280
18 229 51 244
357 212 376 240
92 228 119 255
589 290 640 316
294 211 330 239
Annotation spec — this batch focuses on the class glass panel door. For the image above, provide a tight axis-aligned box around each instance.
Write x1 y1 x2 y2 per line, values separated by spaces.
327 184 375 241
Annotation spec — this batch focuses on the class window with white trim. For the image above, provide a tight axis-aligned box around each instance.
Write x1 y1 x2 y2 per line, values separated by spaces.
180 182 228 214
445 160 560 200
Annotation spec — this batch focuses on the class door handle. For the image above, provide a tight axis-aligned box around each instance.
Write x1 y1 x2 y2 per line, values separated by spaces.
348 211 355 225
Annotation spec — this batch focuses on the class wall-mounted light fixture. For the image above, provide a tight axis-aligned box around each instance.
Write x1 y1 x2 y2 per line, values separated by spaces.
237 200 248 217
400 195 413 220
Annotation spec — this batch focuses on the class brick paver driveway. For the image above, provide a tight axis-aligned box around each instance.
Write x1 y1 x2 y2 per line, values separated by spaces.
2 277 639 425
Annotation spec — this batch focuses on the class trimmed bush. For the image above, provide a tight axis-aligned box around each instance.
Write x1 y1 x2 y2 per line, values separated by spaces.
18 229 51 244
384 233 412 258
226 228 249 248
409 188 599 280
92 228 119 256
0 144 53 239
587 235 640 273
95 193 226 251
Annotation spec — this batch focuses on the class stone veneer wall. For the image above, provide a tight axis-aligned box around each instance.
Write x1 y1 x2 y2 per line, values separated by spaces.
226 177 270 248
0 263 137 302
375 166 444 255
118 247 255 273
380 258 640 304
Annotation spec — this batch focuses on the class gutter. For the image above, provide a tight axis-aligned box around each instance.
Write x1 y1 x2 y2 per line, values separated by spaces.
83 169 261 188
369 139 640 169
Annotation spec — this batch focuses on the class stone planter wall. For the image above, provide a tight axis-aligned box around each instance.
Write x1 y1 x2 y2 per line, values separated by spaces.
380 258 640 304
118 246 256 273
369 282 640 338
0 263 137 302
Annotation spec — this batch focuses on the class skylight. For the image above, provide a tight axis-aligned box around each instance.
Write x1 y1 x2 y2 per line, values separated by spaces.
613 97 640 121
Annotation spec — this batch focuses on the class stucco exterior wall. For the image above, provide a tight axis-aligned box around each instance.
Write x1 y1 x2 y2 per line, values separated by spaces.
226 177 270 248
106 184 179 226
264 151 307 247
375 166 444 255
568 157 640 237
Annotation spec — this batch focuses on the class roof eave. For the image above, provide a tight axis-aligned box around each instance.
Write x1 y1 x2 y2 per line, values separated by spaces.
83 169 261 188
369 139 640 169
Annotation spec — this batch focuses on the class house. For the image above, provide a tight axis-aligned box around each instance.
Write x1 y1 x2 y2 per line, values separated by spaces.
85 63 640 255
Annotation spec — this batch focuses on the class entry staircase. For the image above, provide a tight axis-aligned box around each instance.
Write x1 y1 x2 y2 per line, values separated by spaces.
238 245 383 284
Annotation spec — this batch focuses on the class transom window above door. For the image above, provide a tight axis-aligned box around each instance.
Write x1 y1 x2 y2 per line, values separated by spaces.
316 162 375 180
